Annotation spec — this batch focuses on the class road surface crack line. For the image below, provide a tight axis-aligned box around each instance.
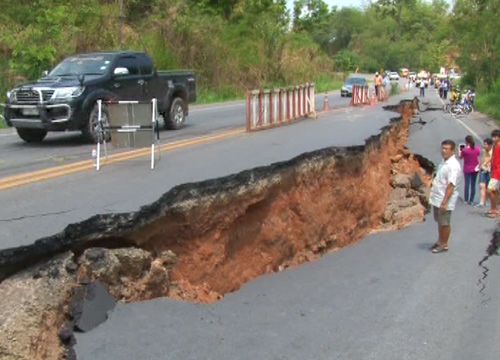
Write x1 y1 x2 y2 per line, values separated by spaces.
0 209 74 222
477 230 500 303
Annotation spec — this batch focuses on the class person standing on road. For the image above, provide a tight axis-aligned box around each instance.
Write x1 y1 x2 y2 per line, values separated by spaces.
374 72 382 97
487 130 500 217
476 138 493 208
429 140 461 253
382 75 389 97
459 135 480 204
443 80 449 100
419 78 426 97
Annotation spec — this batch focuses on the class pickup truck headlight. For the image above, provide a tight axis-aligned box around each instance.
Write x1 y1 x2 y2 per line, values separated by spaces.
53 86 85 100
6 90 15 102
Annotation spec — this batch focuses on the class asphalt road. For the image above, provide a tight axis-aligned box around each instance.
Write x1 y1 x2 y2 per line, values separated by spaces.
74 87 500 360
0 81 404 249
0 88 353 178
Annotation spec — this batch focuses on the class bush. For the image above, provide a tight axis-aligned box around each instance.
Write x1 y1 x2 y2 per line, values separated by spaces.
390 83 399 96
475 90 500 122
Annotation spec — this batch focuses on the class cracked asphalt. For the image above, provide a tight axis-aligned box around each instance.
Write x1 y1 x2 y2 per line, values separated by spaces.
72 88 500 359
0 89 396 249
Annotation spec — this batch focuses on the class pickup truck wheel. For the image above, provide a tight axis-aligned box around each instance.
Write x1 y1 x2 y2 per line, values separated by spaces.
82 104 111 143
165 97 186 130
16 128 47 143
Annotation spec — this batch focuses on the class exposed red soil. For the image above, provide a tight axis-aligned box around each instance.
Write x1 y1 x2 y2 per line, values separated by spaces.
118 102 425 303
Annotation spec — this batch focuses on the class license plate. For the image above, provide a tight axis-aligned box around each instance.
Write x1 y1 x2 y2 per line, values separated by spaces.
21 108 39 116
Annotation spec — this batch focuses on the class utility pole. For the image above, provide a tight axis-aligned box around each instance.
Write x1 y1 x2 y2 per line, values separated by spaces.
118 0 124 49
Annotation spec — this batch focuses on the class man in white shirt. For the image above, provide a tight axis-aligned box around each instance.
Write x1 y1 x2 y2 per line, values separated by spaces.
429 140 462 253
419 78 426 97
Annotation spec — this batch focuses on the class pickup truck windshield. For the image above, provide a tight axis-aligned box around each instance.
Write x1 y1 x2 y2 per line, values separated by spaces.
345 77 365 85
49 55 114 76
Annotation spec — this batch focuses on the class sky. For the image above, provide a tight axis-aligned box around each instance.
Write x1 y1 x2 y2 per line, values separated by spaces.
286 0 364 11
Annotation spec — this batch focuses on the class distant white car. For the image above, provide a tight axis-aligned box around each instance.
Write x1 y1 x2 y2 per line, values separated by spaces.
389 72 400 81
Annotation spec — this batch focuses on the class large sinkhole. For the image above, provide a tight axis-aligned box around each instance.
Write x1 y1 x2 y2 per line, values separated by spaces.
0 98 436 360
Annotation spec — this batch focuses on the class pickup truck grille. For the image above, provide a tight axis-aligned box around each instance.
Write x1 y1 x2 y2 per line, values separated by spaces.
42 90 55 101
15 89 54 103
15 90 41 103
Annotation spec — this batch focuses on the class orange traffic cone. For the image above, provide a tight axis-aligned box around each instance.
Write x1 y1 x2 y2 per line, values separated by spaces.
322 93 330 112
371 90 377 105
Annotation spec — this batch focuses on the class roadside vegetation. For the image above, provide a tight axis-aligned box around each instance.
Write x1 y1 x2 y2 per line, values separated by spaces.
390 83 400 96
475 84 500 121
451 0 500 122
0 0 493 119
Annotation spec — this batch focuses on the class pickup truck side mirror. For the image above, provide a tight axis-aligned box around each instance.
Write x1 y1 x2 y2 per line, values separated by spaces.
113 67 129 76
42 70 49 76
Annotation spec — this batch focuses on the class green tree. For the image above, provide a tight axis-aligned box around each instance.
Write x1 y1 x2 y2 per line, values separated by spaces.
375 0 416 42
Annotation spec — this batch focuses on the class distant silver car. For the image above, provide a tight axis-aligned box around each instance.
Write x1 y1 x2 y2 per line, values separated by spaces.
389 72 400 81
340 76 367 97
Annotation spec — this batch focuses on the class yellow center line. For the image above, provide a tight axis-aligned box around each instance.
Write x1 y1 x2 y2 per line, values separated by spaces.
0 105 351 191
0 128 245 191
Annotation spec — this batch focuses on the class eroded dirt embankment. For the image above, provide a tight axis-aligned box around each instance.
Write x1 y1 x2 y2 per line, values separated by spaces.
0 99 432 360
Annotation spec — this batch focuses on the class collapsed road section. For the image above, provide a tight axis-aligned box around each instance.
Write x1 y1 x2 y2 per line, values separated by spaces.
0 99 433 360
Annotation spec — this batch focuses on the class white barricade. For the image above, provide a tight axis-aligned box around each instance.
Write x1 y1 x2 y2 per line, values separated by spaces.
95 99 160 170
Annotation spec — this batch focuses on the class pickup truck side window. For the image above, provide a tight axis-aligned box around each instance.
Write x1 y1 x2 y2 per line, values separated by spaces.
114 57 140 76
137 54 154 75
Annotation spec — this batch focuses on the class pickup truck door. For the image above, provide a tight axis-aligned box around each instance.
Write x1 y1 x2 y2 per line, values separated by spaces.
109 56 144 101
137 54 161 101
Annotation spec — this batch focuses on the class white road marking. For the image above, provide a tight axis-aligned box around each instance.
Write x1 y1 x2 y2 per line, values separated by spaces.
436 92 482 142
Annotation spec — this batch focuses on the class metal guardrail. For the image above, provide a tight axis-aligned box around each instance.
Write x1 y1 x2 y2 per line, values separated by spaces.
350 84 371 106
350 84 389 106
246 83 316 131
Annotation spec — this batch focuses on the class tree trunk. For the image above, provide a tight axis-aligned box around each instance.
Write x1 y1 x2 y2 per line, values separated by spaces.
396 4 402 42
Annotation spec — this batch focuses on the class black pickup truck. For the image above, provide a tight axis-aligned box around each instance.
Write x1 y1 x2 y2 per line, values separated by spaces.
2 51 196 143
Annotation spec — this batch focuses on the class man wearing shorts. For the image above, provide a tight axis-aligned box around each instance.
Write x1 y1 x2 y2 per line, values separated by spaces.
487 130 500 217
429 140 461 253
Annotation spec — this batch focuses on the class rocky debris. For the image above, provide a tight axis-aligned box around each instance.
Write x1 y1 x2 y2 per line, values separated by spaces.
381 150 432 230
68 280 116 333
0 252 77 360
77 247 174 301
78 248 121 285
391 174 413 189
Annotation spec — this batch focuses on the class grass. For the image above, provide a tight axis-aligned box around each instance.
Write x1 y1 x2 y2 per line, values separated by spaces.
390 83 400 96
195 75 343 104
195 86 243 104
474 91 500 122
305 75 343 94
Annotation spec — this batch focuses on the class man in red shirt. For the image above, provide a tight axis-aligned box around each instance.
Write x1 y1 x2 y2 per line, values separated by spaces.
487 130 500 217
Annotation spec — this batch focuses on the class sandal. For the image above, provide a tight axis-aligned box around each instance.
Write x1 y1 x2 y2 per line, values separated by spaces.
432 245 448 253
486 212 499 218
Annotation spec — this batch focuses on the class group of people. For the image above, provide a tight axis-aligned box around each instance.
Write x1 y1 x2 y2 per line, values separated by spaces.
429 130 500 254
459 135 493 208
374 72 390 98
437 79 450 99
450 87 475 106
